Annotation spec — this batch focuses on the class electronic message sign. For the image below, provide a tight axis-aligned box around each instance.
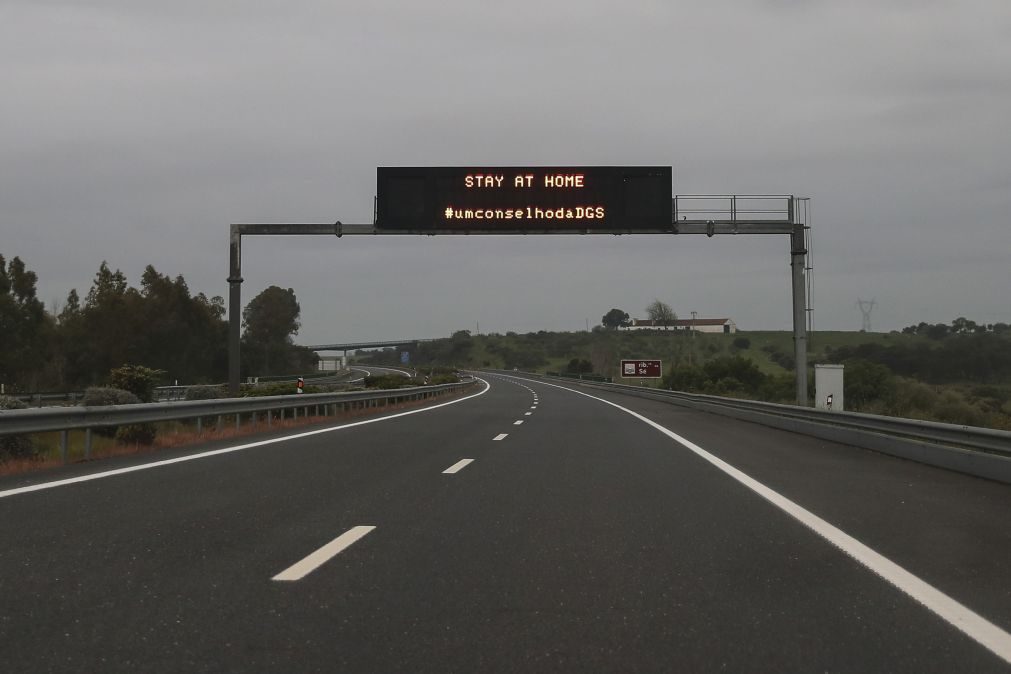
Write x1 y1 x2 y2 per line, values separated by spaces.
376 166 672 231
621 359 662 379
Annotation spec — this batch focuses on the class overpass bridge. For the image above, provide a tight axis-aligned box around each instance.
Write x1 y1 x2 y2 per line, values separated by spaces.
306 339 433 352
305 339 436 368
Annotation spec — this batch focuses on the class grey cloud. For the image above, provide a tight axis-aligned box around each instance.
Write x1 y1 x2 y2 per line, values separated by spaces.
2 0 1010 344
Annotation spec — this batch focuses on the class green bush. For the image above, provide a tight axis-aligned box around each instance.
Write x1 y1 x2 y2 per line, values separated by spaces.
709 377 745 396
885 379 938 417
108 364 165 403
758 373 796 403
703 356 766 394
364 375 413 389
185 385 224 401
82 386 142 407
662 366 708 392
81 387 143 438
933 391 984 427
565 358 593 374
0 395 38 462
732 337 751 350
770 351 796 371
843 359 896 409
241 382 311 397
116 423 157 445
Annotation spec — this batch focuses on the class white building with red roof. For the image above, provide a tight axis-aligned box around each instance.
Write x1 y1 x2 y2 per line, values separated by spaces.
627 318 737 334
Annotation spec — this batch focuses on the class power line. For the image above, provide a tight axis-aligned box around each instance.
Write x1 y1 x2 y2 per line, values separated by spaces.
857 298 876 332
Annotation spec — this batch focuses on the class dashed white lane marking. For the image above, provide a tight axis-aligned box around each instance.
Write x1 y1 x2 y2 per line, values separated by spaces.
443 459 474 474
493 433 508 441
513 420 524 425
0 378 492 500
530 406 537 409
524 412 532 416
495 374 1011 666
272 526 375 582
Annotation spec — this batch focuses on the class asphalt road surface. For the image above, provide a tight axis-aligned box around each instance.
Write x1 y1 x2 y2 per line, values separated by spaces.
1 373 1009 672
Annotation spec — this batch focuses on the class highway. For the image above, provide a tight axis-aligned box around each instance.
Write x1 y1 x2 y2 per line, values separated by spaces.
343 365 415 385
1 373 1009 672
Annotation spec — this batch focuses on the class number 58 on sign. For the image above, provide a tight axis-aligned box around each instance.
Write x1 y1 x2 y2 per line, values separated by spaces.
620 359 662 378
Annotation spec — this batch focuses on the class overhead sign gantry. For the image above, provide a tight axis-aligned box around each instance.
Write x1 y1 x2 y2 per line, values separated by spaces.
227 166 811 405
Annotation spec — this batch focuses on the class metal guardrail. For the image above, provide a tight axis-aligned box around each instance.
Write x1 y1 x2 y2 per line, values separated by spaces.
10 392 83 407
7 371 363 406
589 383 1011 456
0 380 476 464
505 372 1011 484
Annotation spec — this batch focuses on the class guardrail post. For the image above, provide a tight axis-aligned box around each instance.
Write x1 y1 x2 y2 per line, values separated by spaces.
84 428 92 459
267 410 272 427
60 430 68 464
196 417 203 436
235 413 240 431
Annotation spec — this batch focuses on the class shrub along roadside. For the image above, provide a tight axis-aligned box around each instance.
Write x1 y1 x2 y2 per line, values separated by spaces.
0 395 38 462
661 356 795 402
80 386 157 445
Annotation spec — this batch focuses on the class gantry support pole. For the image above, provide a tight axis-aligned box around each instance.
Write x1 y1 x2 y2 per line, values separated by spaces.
790 219 809 406
228 225 243 395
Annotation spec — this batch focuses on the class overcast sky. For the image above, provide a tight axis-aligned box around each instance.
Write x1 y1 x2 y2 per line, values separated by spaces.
3 0 1009 344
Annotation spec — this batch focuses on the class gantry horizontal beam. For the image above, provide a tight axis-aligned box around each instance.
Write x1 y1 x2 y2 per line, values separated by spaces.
233 221 796 236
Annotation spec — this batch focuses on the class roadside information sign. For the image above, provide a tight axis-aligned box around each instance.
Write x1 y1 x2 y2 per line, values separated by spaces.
621 359 662 378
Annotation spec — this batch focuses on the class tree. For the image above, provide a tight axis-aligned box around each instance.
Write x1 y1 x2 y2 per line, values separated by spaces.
844 359 896 409
60 261 136 387
645 299 676 330
951 317 978 335
0 255 51 391
133 266 227 384
242 286 313 376
601 308 630 330
566 358 593 374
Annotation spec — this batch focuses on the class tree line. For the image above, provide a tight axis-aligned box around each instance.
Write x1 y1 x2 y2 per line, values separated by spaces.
0 255 314 393
828 320 1011 385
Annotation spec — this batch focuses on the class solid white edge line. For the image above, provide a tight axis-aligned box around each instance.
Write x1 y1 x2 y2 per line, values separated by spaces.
442 458 474 474
493 433 508 441
0 378 493 500
492 374 1011 665
272 525 375 581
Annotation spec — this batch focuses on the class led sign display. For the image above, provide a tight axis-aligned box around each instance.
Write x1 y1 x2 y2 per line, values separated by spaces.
376 166 672 231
